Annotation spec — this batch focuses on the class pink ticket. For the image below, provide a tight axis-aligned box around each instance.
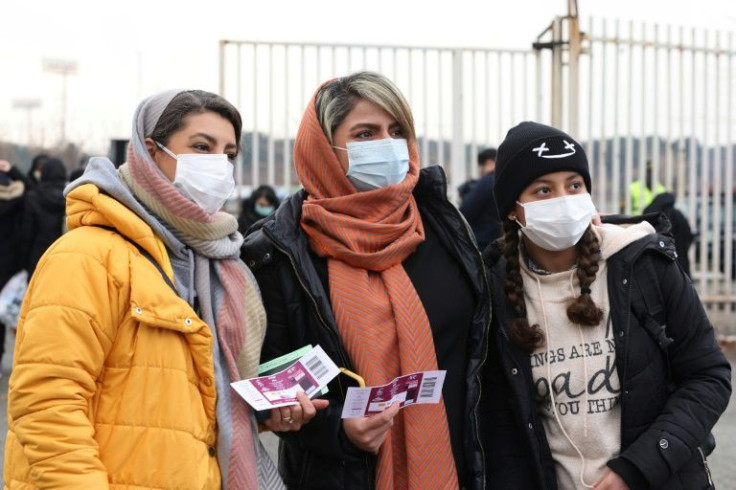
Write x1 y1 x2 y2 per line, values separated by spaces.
231 345 339 410
341 370 446 418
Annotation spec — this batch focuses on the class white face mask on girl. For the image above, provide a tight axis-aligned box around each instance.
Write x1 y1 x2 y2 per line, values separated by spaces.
338 138 410 192
157 142 235 214
516 193 596 251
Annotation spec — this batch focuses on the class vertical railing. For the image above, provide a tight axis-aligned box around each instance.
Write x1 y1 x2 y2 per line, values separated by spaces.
218 40 540 203
577 19 736 310
218 22 736 309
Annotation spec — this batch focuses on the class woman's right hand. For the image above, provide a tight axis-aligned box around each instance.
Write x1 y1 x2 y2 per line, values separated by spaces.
264 391 329 432
342 403 401 454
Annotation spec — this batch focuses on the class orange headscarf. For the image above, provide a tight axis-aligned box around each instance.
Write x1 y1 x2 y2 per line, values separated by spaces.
295 81 459 490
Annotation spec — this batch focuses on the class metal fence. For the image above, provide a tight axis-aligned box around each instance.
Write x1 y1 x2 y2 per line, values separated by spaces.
565 18 735 309
217 41 541 197
218 16 736 311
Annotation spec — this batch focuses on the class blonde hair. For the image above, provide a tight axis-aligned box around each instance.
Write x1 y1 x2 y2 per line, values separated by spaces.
315 71 416 144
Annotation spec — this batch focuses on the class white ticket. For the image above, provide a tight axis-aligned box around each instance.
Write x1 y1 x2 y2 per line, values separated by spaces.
231 345 339 411
341 370 446 419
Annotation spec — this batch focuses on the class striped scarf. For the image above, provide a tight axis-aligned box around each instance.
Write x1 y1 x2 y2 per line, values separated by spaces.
121 90 279 489
295 83 459 490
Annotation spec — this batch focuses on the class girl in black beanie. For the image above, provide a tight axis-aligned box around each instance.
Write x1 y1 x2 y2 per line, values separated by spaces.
481 121 730 489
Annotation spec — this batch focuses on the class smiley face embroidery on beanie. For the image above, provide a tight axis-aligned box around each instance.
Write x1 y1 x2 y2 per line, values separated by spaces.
531 139 577 159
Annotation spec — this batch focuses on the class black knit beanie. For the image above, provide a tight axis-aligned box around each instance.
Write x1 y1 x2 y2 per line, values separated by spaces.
493 121 591 218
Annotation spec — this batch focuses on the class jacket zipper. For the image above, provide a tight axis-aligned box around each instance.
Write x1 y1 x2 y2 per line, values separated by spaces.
449 203 491 489
264 228 373 486
618 262 635 443
697 446 714 487
263 229 350 398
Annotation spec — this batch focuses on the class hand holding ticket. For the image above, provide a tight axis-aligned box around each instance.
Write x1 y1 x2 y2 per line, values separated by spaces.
341 370 446 419
231 345 339 411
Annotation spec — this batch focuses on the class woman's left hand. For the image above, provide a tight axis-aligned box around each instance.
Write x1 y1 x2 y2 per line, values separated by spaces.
593 469 628 489
264 391 329 432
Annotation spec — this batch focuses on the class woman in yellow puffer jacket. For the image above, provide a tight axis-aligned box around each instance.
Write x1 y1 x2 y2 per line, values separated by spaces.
4 90 326 489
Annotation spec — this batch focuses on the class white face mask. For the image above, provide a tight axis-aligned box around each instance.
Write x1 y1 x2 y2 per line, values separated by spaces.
516 193 596 251
340 138 410 192
157 142 235 214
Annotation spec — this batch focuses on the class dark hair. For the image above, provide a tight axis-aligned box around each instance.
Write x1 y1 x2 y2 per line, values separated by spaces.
40 158 68 183
149 90 243 153
31 154 49 171
501 220 604 353
250 185 279 206
477 148 497 166
69 167 85 182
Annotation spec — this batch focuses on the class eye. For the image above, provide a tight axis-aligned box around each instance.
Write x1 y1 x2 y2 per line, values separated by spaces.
391 128 404 138
355 130 373 139
570 181 583 191
227 153 237 162
534 185 551 196
192 143 210 153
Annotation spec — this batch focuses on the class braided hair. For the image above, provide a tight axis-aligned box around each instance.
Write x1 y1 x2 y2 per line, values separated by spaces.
502 220 604 353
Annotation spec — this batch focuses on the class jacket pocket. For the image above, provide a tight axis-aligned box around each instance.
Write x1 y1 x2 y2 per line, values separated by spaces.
696 446 715 489
668 449 715 490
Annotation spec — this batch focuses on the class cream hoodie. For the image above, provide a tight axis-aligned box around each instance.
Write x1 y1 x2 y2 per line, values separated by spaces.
525 221 655 489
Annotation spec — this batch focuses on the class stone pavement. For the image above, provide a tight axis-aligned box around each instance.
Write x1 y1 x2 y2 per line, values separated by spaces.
1 334 734 487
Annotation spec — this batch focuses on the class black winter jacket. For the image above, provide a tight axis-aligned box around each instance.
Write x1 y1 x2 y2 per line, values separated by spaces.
480 214 731 489
20 181 66 276
242 166 490 490
643 193 694 277
0 166 27 289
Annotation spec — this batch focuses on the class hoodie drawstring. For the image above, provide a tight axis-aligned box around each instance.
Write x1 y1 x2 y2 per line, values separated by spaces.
568 274 590 439
536 276 595 489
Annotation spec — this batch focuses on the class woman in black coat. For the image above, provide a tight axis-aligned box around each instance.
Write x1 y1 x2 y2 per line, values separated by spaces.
481 122 730 489
242 72 489 490
0 159 28 366
237 184 280 236
20 157 67 276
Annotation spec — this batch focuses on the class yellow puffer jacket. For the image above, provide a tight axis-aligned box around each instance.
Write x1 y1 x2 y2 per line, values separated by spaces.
4 184 222 489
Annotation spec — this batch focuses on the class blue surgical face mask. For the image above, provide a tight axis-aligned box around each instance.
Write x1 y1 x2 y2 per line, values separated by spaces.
337 138 410 192
254 203 275 217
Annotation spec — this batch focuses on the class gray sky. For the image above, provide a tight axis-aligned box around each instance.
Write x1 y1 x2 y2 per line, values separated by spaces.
1 0 734 153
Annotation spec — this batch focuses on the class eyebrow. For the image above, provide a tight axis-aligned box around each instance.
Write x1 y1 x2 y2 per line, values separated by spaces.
530 174 582 185
349 122 401 132
189 132 237 150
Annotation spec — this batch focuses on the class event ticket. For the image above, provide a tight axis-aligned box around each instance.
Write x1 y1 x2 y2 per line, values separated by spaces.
231 345 339 411
341 370 446 419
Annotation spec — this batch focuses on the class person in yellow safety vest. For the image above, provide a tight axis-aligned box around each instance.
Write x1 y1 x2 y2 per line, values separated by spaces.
629 160 667 215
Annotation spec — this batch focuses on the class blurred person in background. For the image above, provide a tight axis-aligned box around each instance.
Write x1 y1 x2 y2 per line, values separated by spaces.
629 160 666 215
26 153 49 188
20 157 68 277
644 191 695 277
0 159 27 371
457 147 497 202
242 71 489 489
237 184 280 235
4 89 324 489
68 166 86 182
459 147 501 251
